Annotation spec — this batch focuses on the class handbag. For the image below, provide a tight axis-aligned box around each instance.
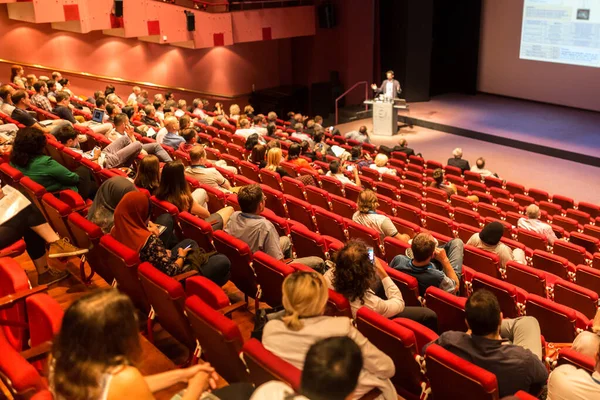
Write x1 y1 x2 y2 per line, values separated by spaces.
182 247 217 275
251 306 286 342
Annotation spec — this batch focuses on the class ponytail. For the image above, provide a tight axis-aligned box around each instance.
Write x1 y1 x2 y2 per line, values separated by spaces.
283 308 303 331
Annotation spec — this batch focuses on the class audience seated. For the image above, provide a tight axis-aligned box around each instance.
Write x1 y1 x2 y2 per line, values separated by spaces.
430 168 479 202
288 143 321 173
471 157 498 178
369 154 396 176
344 125 371 144
248 144 267 168
291 123 312 143
185 146 234 193
390 232 462 295
548 338 600 399
161 116 186 150
426 289 547 398
467 221 526 267
447 147 470 173
263 271 397 400
156 160 233 228
141 105 161 128
0 84 16 115
133 155 161 194
11 64 26 88
0 183 87 284
571 310 600 359
192 98 206 119
251 337 363 400
230 104 241 122
379 138 415 157
127 86 141 103
88 176 137 234
51 289 220 400
353 190 410 242
112 191 230 284
31 81 53 113
11 127 96 199
518 204 559 246
325 240 438 331
264 147 289 178
326 160 360 187
11 90 71 135
225 184 324 270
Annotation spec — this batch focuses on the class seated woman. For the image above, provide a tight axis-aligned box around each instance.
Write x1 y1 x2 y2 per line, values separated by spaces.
51 289 220 400
325 240 438 331
0 183 87 285
112 191 230 285
369 154 396 176
134 155 161 194
353 190 410 242
571 309 600 358
264 147 289 178
88 176 137 234
263 271 397 400
10 127 96 199
430 168 478 202
248 144 267 169
155 160 233 230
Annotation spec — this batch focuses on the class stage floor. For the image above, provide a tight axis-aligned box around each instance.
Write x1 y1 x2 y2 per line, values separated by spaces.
399 94 600 166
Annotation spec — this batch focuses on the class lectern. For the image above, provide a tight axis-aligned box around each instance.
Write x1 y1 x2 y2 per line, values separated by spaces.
364 99 408 136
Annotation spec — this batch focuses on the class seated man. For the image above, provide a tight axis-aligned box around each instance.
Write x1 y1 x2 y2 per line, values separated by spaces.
390 232 462 295
548 340 600 399
425 290 548 398
225 184 324 271
178 127 199 153
470 157 498 178
447 147 470 173
467 221 526 267
235 118 258 139
518 204 558 246
192 98 206 119
185 145 234 193
251 337 363 400
161 116 185 150
379 138 415 157
344 125 371 144
53 91 112 135
31 81 53 112
10 90 71 135
291 122 313 143
326 160 360 187
141 105 161 128
0 84 16 116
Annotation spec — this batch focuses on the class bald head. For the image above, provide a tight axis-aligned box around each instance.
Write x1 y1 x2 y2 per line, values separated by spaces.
526 204 541 220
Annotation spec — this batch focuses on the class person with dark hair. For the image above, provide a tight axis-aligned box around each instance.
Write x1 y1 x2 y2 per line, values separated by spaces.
51 289 220 400
10 127 97 198
430 168 457 197
390 232 463 295
266 122 277 137
178 127 198 153
426 289 547 398
371 70 401 100
344 125 371 144
248 144 267 168
95 96 106 110
54 91 112 135
225 184 324 270
325 240 438 331
312 131 330 156
104 84 116 97
288 143 316 171
31 81 52 112
467 221 526 267
58 78 73 96
244 132 261 151
11 90 71 135
133 155 160 194
251 337 363 400
185 146 234 193
379 138 416 158
326 160 360 187
46 80 58 102
141 105 161 128
0 84 16 116
113 192 231 284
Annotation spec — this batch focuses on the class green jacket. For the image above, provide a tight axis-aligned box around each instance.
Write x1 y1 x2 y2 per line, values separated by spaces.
12 155 79 193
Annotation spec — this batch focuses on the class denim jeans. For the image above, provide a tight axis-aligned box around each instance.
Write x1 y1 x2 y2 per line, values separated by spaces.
432 238 464 279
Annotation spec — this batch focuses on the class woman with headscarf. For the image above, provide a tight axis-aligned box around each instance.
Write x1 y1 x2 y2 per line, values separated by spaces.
111 192 230 285
87 177 137 233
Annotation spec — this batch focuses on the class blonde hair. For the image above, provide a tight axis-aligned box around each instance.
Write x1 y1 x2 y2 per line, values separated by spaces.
282 272 328 331
244 105 254 114
266 148 283 171
357 189 379 213
229 104 240 116
374 153 388 167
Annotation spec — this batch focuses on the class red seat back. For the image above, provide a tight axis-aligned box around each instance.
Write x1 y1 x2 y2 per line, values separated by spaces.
259 169 283 192
346 219 384 258
385 265 421 307
395 202 423 226
532 250 571 280
0 330 47 397
290 224 329 260
553 279 598 320
0 257 31 351
424 213 455 238
320 175 345 198
505 261 547 297
553 240 590 266
252 251 295 308
526 294 578 342
178 211 215 252
425 286 468 333
67 213 107 282
517 228 548 252
556 347 596 374
242 338 301 390
325 289 352 318
284 194 316 230
330 194 357 220
282 176 306 201
41 192 74 240
575 265 600 297
313 206 347 242
471 273 524 318
213 230 258 300
463 245 502 279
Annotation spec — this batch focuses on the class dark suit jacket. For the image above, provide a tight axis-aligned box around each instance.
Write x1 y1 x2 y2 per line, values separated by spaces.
375 79 402 97
447 158 470 173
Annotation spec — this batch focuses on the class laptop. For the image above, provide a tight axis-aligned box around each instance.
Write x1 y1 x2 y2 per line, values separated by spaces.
91 109 105 124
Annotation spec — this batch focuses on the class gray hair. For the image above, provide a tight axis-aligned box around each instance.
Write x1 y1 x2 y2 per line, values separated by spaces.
453 148 463 158
526 204 541 219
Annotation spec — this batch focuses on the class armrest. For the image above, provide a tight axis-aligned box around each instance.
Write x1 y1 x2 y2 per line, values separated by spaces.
219 301 246 317
173 270 198 282
0 285 48 310
20 341 52 362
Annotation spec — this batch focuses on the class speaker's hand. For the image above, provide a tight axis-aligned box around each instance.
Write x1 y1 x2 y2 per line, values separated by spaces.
371 83 378 90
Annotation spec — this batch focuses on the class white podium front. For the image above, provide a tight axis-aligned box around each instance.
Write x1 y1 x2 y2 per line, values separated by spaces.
364 100 408 136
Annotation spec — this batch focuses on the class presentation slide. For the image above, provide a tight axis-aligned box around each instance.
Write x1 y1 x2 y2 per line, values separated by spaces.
520 0 600 67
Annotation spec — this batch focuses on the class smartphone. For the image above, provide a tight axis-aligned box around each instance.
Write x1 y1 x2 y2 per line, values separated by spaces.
184 244 192 250
346 165 354 172
367 247 374 264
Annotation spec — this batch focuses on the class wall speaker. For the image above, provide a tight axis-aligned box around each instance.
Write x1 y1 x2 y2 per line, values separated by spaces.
318 2 336 29
185 11 195 32
114 0 123 18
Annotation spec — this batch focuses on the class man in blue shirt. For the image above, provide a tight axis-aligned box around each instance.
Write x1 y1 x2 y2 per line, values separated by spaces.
390 232 462 295
161 116 185 150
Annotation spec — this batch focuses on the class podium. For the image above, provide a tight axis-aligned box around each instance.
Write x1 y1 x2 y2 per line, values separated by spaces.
364 99 408 136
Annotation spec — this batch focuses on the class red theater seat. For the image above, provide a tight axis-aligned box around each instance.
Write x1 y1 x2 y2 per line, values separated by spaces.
424 286 467 333
242 338 301 391
525 294 580 343
314 206 348 242
505 262 549 298
252 251 295 308
471 273 526 318
553 279 598 320
325 289 352 318
67 213 104 284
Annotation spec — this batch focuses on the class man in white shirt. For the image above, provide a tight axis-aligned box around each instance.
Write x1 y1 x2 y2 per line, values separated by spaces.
467 221 526 267
291 123 313 144
0 85 15 116
518 204 559 245
470 157 498 178
547 342 600 400
251 337 363 400
344 125 371 144
326 160 361 187
192 98 206 119
234 118 258 139
127 86 141 104
324 240 438 331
